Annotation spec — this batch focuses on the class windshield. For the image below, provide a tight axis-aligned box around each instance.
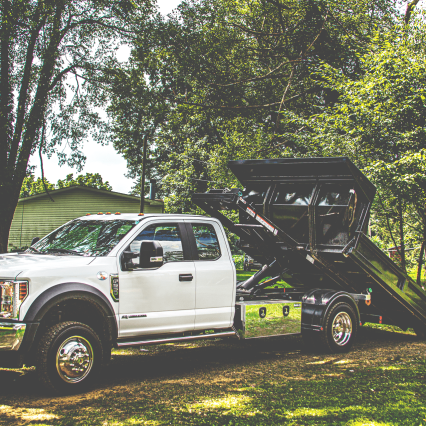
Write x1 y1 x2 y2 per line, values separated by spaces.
27 219 138 256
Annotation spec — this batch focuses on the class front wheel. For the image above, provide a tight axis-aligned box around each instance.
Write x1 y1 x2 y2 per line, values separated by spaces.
36 321 103 394
321 302 358 353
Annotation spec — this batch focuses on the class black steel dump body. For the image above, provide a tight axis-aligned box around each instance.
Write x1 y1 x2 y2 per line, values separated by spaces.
192 157 426 333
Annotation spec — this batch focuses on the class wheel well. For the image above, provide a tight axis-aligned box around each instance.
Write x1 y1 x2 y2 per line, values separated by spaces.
325 296 359 324
26 297 113 366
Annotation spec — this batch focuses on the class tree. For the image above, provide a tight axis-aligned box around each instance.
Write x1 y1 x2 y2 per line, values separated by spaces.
56 173 112 191
109 0 399 213
107 45 167 207
20 175 55 198
303 19 426 276
365 153 426 282
19 172 112 199
0 0 155 253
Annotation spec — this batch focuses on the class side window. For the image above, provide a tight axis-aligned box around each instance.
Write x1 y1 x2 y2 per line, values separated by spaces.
130 223 184 263
192 224 221 261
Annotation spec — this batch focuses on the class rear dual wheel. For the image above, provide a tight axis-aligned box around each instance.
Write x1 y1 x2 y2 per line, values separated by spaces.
36 321 103 394
303 302 357 353
322 302 357 353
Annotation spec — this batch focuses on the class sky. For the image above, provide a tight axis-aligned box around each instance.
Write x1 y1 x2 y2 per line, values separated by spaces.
29 0 182 194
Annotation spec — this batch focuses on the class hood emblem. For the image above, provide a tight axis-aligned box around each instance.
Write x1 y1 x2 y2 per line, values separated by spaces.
97 271 108 281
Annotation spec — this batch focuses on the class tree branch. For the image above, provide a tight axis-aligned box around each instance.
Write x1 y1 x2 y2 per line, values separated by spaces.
9 5 47 171
0 0 12 172
405 0 421 25
274 63 295 131
210 59 298 87
39 120 54 202
172 87 321 110
48 63 81 91
13 1 66 192
230 22 285 37
63 17 134 37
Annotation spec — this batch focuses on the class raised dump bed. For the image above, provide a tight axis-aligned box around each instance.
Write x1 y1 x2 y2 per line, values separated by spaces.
193 157 426 335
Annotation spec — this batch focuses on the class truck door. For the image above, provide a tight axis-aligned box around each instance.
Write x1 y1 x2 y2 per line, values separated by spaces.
184 219 236 330
118 221 195 338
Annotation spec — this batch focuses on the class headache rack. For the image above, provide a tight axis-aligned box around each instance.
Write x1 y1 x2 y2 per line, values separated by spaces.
192 157 426 333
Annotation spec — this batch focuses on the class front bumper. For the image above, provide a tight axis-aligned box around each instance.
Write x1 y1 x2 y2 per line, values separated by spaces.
0 320 26 351
0 319 39 368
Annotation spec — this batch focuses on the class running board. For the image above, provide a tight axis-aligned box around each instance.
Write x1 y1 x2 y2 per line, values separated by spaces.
116 330 237 348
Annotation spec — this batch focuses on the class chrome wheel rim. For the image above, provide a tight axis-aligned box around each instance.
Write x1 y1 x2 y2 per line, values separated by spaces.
56 336 94 383
332 312 352 346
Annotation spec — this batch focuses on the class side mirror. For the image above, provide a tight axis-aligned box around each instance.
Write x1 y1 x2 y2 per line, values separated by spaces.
140 240 163 268
120 251 139 271
31 237 40 246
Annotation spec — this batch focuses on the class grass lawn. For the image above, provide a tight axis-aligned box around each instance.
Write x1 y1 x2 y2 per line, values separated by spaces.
236 269 256 282
0 326 425 425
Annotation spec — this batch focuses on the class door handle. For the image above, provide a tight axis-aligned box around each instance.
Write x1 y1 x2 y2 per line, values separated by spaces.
179 274 193 282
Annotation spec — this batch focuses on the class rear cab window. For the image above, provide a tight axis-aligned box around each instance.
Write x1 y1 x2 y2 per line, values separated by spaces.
191 223 221 261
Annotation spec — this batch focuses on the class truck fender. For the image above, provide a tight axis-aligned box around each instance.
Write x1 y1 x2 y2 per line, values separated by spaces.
23 282 118 341
301 288 360 332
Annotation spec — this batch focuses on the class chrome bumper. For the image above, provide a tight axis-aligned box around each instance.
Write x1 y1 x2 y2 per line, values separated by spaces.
0 321 26 351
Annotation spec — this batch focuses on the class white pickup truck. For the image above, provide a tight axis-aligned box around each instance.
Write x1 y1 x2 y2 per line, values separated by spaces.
0 211 360 393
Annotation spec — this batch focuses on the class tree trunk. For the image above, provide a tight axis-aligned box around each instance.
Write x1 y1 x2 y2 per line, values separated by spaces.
139 134 148 213
0 197 17 253
417 203 426 286
405 0 421 25
417 241 425 287
398 198 406 272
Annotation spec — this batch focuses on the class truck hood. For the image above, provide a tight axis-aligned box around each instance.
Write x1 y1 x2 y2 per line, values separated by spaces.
0 253 95 280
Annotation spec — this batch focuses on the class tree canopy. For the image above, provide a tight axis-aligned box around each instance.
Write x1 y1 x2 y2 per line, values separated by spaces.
106 1 425 278
0 0 155 252
3 0 426 281
20 172 112 198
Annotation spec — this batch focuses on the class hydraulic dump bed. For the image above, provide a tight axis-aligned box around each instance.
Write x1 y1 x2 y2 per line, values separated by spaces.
192 157 426 334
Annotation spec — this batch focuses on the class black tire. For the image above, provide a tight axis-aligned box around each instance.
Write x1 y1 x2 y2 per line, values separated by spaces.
320 302 358 353
36 321 103 394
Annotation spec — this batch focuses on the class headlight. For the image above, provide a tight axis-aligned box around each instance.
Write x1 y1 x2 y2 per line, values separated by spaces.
0 280 28 319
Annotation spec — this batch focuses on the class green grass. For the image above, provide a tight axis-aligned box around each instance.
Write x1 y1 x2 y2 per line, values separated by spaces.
0 327 424 425
408 272 426 287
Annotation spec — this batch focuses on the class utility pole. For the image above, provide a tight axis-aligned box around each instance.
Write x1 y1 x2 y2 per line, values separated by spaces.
139 134 148 213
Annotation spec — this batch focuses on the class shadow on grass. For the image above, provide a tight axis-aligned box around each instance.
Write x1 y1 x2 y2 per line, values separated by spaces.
0 326 424 425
